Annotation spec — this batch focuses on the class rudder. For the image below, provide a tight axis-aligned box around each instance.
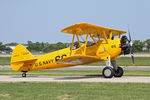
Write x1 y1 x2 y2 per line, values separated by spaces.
11 44 36 71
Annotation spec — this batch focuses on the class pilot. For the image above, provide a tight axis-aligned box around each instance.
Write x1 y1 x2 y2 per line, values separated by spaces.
72 43 79 50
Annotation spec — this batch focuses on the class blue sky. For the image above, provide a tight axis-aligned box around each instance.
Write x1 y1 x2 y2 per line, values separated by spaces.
0 0 150 44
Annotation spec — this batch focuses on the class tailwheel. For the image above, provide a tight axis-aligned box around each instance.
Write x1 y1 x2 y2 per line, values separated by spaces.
102 66 114 78
114 67 124 77
22 71 27 77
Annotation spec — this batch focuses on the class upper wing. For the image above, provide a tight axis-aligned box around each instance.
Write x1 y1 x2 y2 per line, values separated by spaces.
61 23 126 38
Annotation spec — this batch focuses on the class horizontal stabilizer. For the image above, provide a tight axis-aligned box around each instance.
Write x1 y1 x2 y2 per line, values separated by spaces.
11 58 37 64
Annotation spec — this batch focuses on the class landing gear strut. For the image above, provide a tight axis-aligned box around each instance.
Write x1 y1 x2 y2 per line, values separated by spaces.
102 60 124 78
22 71 27 77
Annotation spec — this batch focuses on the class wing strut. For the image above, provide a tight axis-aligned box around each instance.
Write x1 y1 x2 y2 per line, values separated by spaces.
102 31 108 43
83 33 89 55
70 33 75 56
89 34 98 45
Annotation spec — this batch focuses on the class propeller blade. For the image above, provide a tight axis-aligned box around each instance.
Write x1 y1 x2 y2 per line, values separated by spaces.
128 27 135 64
128 28 132 42
130 47 135 64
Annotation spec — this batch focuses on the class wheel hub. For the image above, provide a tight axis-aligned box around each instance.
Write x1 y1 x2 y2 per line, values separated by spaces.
104 69 111 77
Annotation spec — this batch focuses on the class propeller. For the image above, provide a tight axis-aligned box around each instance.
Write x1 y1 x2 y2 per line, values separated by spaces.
128 28 135 64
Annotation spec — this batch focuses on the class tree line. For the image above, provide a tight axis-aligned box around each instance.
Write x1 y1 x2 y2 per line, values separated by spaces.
133 39 150 52
0 42 12 53
0 39 150 53
27 41 70 53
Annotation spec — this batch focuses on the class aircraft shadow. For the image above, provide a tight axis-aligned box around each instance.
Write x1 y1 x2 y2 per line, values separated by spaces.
11 74 103 80
55 74 103 80
11 76 38 78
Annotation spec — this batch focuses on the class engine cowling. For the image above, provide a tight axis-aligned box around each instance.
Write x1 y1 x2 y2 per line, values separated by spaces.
121 36 130 55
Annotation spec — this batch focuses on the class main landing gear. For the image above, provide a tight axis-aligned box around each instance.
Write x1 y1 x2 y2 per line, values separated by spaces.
22 71 27 77
102 60 124 78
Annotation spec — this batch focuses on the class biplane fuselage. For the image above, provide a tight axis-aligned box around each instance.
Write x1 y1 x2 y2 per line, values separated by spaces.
11 38 121 71
11 23 130 78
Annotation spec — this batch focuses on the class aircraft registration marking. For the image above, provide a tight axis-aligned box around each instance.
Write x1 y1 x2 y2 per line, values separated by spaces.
34 54 67 67
35 59 54 67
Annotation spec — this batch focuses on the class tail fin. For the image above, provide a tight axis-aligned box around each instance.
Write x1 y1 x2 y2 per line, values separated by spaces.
11 44 37 71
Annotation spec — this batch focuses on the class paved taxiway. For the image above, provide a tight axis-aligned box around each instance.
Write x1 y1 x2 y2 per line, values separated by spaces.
1 65 150 83
0 76 150 83
1 65 150 70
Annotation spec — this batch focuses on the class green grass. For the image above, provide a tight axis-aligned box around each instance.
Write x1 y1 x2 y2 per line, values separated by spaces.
88 57 150 66
134 51 150 54
1 70 150 77
1 57 150 66
0 82 150 100
0 57 10 65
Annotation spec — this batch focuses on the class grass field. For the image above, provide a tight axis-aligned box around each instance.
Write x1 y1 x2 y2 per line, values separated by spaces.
1 70 150 77
134 52 150 54
0 57 150 66
0 57 10 65
88 57 150 66
0 82 150 100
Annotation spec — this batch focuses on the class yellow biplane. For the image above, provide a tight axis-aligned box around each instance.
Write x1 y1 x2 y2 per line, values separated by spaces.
10 23 134 78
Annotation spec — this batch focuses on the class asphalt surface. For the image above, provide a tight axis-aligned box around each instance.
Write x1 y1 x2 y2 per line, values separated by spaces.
1 65 150 83
0 76 150 83
1 65 150 70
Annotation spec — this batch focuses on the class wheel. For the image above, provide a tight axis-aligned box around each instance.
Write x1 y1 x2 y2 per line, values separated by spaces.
102 66 114 78
22 73 26 77
22 72 27 77
114 67 124 77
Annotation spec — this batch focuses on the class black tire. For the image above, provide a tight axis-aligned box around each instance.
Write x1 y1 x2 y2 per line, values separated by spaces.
22 73 26 77
114 67 124 77
102 67 114 78
22 72 27 77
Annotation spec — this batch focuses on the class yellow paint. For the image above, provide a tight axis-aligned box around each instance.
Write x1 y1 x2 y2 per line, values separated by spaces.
70 33 75 56
10 23 126 72
83 33 89 55
61 23 126 37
